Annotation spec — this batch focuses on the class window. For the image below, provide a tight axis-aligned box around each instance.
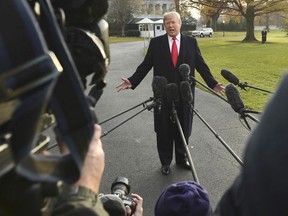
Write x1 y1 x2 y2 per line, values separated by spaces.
139 24 149 31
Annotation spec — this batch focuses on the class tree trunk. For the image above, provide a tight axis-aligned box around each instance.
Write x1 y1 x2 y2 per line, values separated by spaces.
265 15 270 31
174 0 180 12
211 13 220 31
207 18 211 28
121 24 125 37
243 7 257 42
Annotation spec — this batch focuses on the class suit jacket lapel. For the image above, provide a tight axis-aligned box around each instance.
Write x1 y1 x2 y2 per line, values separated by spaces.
178 34 186 65
159 34 172 67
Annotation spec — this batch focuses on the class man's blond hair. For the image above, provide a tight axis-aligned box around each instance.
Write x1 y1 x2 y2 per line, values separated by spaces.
163 11 182 24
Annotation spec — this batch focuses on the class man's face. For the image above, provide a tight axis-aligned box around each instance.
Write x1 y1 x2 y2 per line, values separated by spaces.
164 15 181 37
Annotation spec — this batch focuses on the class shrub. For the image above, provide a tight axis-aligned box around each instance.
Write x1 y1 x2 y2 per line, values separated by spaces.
126 30 140 37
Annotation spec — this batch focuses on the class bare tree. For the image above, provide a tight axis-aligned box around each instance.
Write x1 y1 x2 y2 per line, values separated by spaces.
201 6 224 30
107 0 144 36
182 0 288 42
181 0 227 30
174 0 181 12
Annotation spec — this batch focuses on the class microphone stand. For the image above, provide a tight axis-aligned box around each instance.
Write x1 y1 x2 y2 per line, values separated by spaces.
101 100 158 138
99 97 154 125
238 82 274 94
238 109 260 131
170 101 200 183
189 76 229 104
180 80 243 166
244 110 262 114
189 105 243 166
47 99 157 150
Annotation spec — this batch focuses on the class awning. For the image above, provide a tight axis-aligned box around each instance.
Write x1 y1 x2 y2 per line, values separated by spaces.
136 17 154 24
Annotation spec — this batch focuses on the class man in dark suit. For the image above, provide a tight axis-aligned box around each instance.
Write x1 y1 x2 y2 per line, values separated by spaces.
261 28 267 44
116 11 224 175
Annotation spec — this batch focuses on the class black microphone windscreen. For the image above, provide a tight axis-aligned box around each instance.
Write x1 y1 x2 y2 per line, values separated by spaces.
152 76 167 99
225 83 245 112
166 83 179 103
221 69 240 85
179 63 190 79
180 81 193 104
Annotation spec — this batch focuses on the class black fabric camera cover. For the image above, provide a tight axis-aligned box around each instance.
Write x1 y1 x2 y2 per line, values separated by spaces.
52 0 109 28
64 27 108 89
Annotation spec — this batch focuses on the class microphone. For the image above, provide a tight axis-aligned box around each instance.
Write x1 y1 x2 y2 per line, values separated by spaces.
151 76 167 112
221 69 274 94
179 63 190 76
166 83 179 103
179 63 190 81
180 81 193 104
152 76 167 99
221 69 240 86
225 83 261 130
225 83 245 113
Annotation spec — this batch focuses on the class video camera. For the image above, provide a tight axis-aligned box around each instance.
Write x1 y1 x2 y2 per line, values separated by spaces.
52 0 110 88
0 0 109 215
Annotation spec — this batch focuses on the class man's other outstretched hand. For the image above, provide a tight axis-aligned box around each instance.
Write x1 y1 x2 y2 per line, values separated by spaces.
213 83 225 96
116 77 132 92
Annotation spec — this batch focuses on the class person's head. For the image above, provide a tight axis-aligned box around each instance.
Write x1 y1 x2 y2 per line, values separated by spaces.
163 11 182 37
155 181 212 216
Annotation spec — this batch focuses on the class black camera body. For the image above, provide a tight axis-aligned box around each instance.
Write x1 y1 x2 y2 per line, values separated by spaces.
110 177 137 213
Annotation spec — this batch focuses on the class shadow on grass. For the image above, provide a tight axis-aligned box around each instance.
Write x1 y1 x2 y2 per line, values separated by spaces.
225 40 280 44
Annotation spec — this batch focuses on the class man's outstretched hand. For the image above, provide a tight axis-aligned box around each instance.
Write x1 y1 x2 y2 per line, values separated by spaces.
116 77 132 92
213 83 225 96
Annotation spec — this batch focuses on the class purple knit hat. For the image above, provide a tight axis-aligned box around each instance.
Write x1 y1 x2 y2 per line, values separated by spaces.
154 181 212 216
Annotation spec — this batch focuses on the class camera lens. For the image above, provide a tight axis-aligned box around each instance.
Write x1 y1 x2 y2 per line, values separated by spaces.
110 177 131 197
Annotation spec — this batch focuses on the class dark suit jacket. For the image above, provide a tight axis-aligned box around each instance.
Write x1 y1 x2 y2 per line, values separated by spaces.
128 33 218 138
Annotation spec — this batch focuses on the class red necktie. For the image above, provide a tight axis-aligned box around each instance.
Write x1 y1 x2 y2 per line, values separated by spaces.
171 37 178 67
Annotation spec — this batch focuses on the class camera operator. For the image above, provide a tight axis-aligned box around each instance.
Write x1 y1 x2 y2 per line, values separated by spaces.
100 193 143 216
125 193 143 216
52 124 143 216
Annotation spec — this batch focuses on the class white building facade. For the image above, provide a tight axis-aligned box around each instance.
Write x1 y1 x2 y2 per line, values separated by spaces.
137 0 176 17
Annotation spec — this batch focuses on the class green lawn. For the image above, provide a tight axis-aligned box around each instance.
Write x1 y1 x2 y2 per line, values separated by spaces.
109 30 288 111
109 36 143 43
196 30 288 111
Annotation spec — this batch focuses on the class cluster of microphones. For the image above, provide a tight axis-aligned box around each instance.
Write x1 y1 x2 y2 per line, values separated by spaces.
151 64 261 131
100 64 261 139
152 65 255 118
222 68 272 114
151 64 194 112
152 65 254 119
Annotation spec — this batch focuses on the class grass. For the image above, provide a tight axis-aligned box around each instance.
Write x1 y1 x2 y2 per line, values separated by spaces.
109 30 288 111
196 30 288 111
109 36 143 43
